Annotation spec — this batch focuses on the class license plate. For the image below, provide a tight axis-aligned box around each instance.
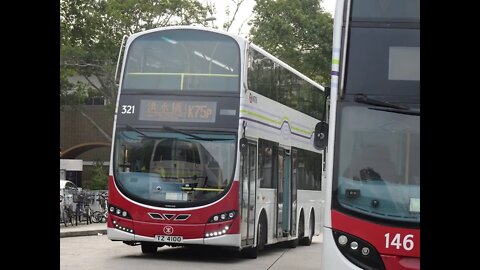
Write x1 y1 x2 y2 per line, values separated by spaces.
155 235 183 243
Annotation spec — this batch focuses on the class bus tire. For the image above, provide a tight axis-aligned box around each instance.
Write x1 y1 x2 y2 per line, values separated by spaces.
241 213 266 259
284 212 298 248
241 245 258 259
285 237 299 248
300 212 314 246
298 212 305 244
141 242 158 254
257 213 267 251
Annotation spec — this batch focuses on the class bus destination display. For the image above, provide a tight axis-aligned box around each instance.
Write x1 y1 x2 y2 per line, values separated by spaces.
139 99 217 123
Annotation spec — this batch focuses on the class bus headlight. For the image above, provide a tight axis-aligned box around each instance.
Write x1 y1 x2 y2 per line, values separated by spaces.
205 225 231 238
332 230 384 269
108 204 132 219
111 218 134 234
338 235 348 245
361 247 370 256
208 210 237 223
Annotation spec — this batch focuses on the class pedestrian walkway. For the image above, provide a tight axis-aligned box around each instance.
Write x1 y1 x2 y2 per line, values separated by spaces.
60 222 107 238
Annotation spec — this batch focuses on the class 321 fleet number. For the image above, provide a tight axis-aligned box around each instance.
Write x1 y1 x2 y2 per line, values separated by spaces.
121 105 135 114
384 233 414 251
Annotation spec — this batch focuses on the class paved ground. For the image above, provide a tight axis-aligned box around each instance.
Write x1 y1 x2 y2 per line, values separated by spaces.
60 222 107 238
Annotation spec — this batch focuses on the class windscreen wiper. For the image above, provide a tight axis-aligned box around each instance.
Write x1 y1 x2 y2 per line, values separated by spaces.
354 94 420 116
125 125 153 137
125 124 205 140
369 107 420 116
125 125 232 141
354 94 408 109
163 126 234 141
162 125 207 140
125 125 169 139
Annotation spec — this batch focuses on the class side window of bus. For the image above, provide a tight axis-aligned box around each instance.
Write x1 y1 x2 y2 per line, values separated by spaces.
258 139 276 188
248 49 276 100
247 47 324 120
295 148 322 190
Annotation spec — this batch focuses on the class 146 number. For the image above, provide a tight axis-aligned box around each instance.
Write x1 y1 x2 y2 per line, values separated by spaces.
384 233 414 251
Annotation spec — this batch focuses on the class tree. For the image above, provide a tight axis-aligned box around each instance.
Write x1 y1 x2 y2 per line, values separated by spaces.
85 160 108 190
222 0 247 34
249 0 333 85
60 0 213 141
199 0 251 36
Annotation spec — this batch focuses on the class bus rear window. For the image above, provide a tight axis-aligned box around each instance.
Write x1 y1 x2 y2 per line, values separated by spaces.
123 29 240 92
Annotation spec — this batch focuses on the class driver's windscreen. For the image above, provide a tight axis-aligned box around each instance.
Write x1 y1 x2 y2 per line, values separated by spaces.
335 105 419 224
113 129 235 206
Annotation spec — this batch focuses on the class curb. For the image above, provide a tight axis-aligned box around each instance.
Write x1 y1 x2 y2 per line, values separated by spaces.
60 229 108 238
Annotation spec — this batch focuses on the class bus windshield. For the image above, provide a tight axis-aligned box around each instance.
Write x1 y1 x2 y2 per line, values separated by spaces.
122 29 240 92
113 128 236 206
334 105 419 224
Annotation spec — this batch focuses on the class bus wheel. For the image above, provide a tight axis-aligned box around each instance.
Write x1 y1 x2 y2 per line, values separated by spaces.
241 214 266 259
285 234 299 248
300 214 314 246
284 213 298 248
298 213 305 244
257 214 267 251
241 246 258 259
141 242 158 254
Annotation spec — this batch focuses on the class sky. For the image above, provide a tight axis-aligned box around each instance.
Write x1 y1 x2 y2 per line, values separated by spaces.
199 0 336 38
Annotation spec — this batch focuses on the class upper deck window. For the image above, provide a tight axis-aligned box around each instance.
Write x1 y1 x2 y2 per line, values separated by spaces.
123 29 240 92
351 0 419 22
344 0 420 99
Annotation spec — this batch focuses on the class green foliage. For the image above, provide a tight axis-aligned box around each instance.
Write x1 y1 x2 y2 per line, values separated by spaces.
60 0 212 106
249 0 333 85
85 161 108 190
222 0 246 32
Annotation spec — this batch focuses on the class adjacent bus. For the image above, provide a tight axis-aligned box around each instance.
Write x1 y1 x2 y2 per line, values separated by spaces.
107 26 329 258
322 0 420 269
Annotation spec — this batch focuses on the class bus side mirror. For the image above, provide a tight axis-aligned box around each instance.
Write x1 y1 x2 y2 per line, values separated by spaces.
239 138 248 154
314 122 328 150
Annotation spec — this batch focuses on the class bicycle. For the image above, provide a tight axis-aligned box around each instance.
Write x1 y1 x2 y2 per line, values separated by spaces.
74 190 94 225
60 195 67 227
61 202 75 227
92 192 108 223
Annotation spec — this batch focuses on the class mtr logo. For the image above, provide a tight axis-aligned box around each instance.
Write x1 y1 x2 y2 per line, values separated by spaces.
163 226 174 235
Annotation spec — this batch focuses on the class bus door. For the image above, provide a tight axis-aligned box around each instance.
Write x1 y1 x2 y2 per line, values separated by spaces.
240 141 257 246
276 146 296 237
290 149 297 237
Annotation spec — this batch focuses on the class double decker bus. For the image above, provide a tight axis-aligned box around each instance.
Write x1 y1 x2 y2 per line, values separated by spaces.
321 0 420 269
107 26 329 258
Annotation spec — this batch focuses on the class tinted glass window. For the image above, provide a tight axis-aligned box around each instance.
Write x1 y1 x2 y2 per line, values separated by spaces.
247 48 325 120
123 29 240 92
352 0 420 21
345 27 419 97
295 148 322 190
113 129 236 207
334 105 420 224
258 139 276 188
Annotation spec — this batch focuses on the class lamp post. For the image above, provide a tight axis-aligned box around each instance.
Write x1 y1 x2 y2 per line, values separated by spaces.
205 16 216 28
